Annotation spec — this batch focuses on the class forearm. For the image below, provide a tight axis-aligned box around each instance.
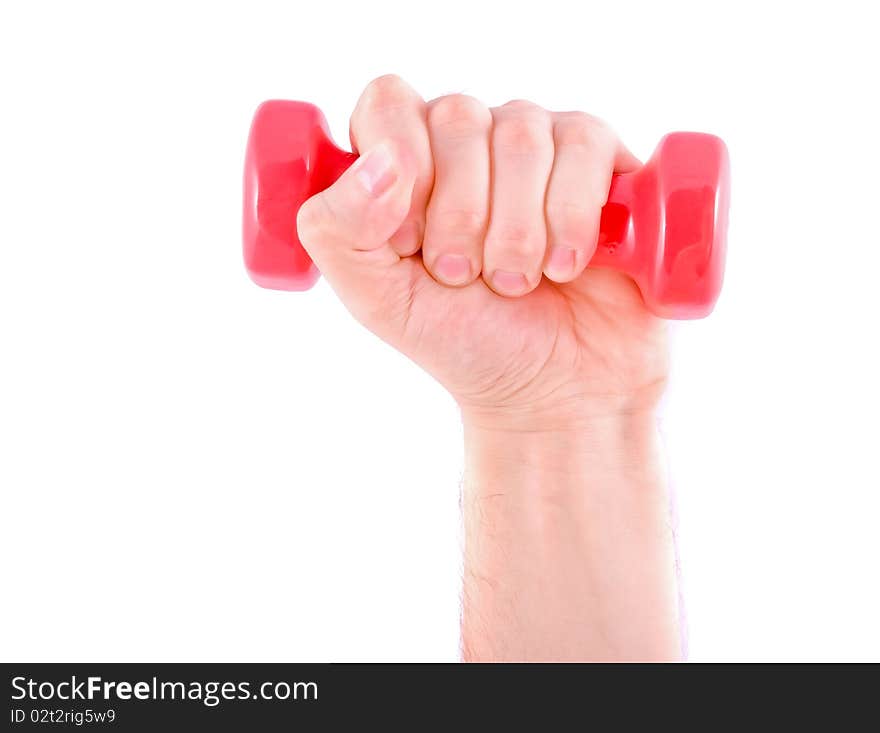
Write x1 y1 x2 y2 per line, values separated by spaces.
460 411 682 661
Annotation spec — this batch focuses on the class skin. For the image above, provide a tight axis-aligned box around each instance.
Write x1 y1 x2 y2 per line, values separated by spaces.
297 75 681 661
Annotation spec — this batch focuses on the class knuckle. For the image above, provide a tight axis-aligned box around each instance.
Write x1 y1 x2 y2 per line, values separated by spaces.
546 201 596 243
429 207 486 239
296 195 332 243
428 95 491 139
492 113 550 154
501 99 541 113
486 221 545 257
360 74 417 112
554 111 611 147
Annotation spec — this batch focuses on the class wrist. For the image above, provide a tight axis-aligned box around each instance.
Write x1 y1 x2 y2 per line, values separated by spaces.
457 380 666 436
462 407 663 503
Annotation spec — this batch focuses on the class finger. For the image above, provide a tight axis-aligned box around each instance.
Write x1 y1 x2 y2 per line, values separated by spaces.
296 139 418 331
543 113 642 282
483 101 554 296
350 74 433 257
422 94 492 286
615 139 642 173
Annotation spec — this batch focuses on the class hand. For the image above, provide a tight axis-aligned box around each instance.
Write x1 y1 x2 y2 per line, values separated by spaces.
296 75 668 429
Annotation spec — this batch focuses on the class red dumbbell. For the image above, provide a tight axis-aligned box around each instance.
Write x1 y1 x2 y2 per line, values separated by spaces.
243 101 729 319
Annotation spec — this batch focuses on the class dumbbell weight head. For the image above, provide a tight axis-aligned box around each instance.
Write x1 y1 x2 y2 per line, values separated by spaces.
593 132 730 319
243 101 356 290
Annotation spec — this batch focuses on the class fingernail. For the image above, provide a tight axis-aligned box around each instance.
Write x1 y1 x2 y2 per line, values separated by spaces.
434 254 472 285
491 270 529 296
355 142 396 197
545 246 577 280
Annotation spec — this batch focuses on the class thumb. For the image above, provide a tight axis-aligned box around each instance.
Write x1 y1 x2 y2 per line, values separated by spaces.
296 140 418 327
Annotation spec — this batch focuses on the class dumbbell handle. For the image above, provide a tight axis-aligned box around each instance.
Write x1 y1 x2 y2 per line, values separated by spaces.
309 145 638 270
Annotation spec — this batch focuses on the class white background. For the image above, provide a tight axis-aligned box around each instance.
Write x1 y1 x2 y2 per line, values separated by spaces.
1 0 878 661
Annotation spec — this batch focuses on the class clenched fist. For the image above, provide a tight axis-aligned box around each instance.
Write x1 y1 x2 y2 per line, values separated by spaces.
297 75 668 430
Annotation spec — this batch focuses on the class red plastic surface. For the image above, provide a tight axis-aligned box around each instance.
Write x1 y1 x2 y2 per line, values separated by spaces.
243 101 356 290
243 100 729 318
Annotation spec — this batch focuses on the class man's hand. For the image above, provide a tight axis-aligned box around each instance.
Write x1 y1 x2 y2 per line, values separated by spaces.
296 75 668 430
297 75 681 661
